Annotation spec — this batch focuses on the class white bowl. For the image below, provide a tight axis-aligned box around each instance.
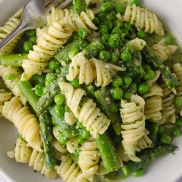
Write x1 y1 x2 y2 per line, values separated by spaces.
0 0 182 182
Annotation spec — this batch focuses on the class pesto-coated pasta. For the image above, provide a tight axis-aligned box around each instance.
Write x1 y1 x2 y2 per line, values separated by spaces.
120 95 145 162
59 82 110 138
124 4 164 35
2 97 42 151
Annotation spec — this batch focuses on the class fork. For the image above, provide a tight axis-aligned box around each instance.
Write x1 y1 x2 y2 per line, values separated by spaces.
0 0 72 51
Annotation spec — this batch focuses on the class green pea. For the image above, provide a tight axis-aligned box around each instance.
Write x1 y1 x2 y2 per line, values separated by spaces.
25 29 36 37
76 135 85 144
108 34 120 49
158 125 166 134
46 73 57 83
124 22 132 31
137 30 146 39
138 83 149 94
54 104 65 117
34 83 44 97
32 73 46 84
130 0 141 6
29 36 37 44
160 134 171 144
112 27 122 35
113 19 123 28
54 94 65 105
110 104 119 113
176 116 182 127
123 92 132 100
49 59 60 70
77 121 84 128
99 25 109 35
111 87 123 100
121 29 129 38
99 50 111 61
130 83 137 93
132 168 144 177
165 36 174 45
144 70 155 80
101 2 113 12
106 11 116 21
70 78 81 88
171 126 181 137
4 74 16 80
123 76 132 85
68 47 80 59
121 51 132 62
111 52 119 63
23 41 33 53
116 7 125 14
98 12 106 20
77 28 88 39
80 128 90 139
173 97 182 107
103 20 113 31
112 75 123 87
56 68 61 74
101 34 110 45
59 135 68 145
124 45 135 54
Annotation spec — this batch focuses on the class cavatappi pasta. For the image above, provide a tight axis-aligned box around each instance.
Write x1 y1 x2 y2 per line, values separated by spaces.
0 0 182 182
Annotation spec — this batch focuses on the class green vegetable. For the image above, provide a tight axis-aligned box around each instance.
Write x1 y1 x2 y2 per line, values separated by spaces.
96 133 120 172
94 87 121 135
0 54 28 67
111 87 123 100
18 81 39 113
73 0 86 14
23 41 33 53
99 50 111 61
37 80 60 115
49 106 79 138
142 45 178 89
138 82 149 94
39 112 56 169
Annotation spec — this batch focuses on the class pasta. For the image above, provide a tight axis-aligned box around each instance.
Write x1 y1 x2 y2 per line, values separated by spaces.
55 155 83 182
124 4 164 35
66 52 125 87
0 65 26 105
8 137 57 179
59 82 110 138
2 97 42 151
120 94 145 162
78 138 100 181
0 9 22 56
0 0 182 181
151 39 177 62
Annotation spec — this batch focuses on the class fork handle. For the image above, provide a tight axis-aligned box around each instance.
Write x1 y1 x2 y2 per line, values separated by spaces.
0 21 34 52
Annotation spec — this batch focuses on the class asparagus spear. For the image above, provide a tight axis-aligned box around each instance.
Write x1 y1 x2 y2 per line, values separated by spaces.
55 38 88 65
94 87 121 135
0 54 28 67
36 80 60 115
73 0 86 14
82 39 105 59
39 112 56 169
142 45 178 89
105 144 177 180
96 133 120 172
18 81 39 113
49 106 79 138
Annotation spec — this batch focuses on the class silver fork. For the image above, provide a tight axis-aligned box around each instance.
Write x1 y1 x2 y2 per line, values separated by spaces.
0 0 72 51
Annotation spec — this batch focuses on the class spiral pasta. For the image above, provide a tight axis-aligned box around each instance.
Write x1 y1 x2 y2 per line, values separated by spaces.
120 94 145 162
124 4 164 36
125 38 146 50
55 155 82 182
66 52 125 87
151 39 177 62
59 82 110 138
2 97 42 151
7 137 56 179
7 137 32 163
77 138 100 181
136 129 152 152
0 9 22 56
0 65 26 105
